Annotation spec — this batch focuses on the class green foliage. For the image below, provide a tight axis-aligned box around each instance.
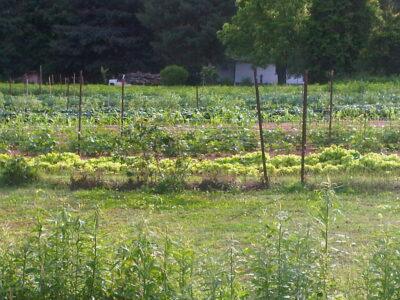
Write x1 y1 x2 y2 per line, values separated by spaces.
0 206 334 298
160 65 189 86
361 5 400 75
364 234 400 299
0 157 38 186
0 0 156 80
138 0 235 76
218 0 309 84
306 0 378 82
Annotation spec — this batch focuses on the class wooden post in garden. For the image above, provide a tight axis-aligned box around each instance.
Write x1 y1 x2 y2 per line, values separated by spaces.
120 75 125 135
253 68 270 188
73 73 76 99
301 70 309 185
39 65 43 94
25 77 29 97
328 70 334 144
66 77 70 110
48 76 52 95
196 85 199 109
78 71 83 155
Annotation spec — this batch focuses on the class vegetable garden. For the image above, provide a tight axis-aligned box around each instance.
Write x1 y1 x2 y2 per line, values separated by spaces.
0 80 400 298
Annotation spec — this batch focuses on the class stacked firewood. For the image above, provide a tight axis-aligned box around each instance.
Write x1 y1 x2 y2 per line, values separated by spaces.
125 72 161 85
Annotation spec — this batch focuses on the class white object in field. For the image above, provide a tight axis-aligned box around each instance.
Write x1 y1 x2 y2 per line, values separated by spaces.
286 75 304 85
108 78 130 86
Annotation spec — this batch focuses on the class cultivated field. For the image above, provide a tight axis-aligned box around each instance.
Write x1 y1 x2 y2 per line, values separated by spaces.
0 81 399 298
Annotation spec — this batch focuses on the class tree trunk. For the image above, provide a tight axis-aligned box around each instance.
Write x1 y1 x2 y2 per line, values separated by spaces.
276 64 287 85
253 68 270 188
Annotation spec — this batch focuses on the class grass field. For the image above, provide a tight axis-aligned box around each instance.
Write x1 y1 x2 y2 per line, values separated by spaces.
1 173 399 298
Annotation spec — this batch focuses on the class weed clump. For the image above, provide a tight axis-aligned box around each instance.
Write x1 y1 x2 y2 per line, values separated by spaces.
0 157 38 186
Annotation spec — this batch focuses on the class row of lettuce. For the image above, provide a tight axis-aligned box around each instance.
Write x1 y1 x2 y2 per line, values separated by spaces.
1 146 399 180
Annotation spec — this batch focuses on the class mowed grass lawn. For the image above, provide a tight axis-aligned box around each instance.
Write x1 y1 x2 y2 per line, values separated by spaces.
1 173 399 294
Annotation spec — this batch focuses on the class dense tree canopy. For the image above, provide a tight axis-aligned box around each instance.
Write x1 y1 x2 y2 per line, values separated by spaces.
50 0 155 81
0 0 399 82
305 0 378 81
361 3 400 74
138 0 236 81
0 0 54 78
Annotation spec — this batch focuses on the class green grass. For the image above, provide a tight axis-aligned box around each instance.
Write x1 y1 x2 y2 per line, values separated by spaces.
1 174 399 296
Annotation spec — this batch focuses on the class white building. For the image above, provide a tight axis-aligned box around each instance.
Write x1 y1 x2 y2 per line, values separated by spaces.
219 62 304 85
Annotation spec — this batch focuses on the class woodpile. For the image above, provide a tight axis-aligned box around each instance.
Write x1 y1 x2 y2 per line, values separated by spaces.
125 72 161 85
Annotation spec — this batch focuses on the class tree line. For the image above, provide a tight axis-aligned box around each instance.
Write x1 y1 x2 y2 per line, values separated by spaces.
0 0 399 83
220 0 400 83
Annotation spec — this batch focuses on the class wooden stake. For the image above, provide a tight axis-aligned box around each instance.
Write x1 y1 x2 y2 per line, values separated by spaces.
73 73 76 99
301 70 309 185
328 70 334 144
196 85 199 109
78 71 83 155
48 76 52 95
25 77 29 97
120 75 125 135
39 65 43 93
66 77 70 110
253 68 270 188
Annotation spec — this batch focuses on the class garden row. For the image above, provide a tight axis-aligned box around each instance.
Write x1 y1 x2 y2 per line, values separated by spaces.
1 146 399 190
1 120 399 156
1 82 400 123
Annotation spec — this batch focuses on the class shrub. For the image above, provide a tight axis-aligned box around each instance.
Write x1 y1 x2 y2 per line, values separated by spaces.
0 157 38 186
160 65 189 86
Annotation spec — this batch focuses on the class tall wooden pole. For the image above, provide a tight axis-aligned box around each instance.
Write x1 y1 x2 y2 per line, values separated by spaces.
253 68 270 188
328 70 334 144
120 75 125 135
301 70 309 185
25 77 29 97
73 73 76 99
39 65 43 94
66 77 70 111
48 76 52 95
78 71 83 155
196 85 199 109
